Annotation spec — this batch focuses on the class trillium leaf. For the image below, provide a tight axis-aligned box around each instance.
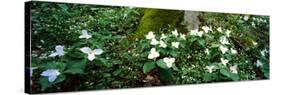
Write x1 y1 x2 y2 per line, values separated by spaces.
39 78 51 91
220 68 231 77
143 62 156 74
156 59 167 69
172 64 179 71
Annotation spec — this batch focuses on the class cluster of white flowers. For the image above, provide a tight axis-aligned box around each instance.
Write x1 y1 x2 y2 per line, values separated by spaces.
41 30 103 82
189 29 203 37
145 30 181 69
207 27 239 74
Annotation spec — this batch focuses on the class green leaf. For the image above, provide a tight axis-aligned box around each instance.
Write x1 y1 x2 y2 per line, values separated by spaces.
64 68 84 74
39 78 51 91
220 68 239 81
57 4 68 11
64 60 86 74
203 73 214 81
172 64 179 71
198 39 205 46
113 69 123 76
220 68 231 78
143 62 156 74
156 59 167 69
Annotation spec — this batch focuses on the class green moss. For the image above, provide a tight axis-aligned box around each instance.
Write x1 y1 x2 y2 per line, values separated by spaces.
130 9 183 40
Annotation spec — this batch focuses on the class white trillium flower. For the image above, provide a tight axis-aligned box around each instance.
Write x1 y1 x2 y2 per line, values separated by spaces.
172 42 180 48
41 69 60 82
189 29 198 36
226 30 232 37
148 48 160 59
146 31 155 40
189 29 203 37
160 34 167 39
217 27 222 33
230 64 238 74
49 45 65 57
80 47 103 61
150 38 159 45
197 31 204 37
163 57 175 68
202 26 211 33
219 36 230 45
205 48 210 55
206 65 215 73
219 45 228 54
243 15 249 21
220 58 229 66
260 49 268 56
256 60 263 67
180 34 186 40
79 30 92 39
230 48 238 54
159 40 167 48
172 29 179 36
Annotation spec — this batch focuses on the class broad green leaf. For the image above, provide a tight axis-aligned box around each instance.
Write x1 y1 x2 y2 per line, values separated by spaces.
39 78 51 91
143 62 156 74
156 59 168 69
113 69 123 76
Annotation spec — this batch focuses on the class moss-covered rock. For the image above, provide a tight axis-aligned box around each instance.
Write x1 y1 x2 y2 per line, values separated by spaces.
130 9 184 40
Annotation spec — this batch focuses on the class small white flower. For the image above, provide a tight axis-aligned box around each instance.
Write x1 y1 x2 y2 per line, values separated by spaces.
230 64 238 74
189 29 198 36
219 45 228 54
217 27 222 33
150 38 159 45
219 36 230 45
163 57 175 68
80 47 103 61
205 48 210 55
172 29 179 36
230 48 238 54
260 49 268 56
79 30 92 39
226 30 232 37
41 69 60 82
180 33 186 40
256 60 263 67
243 15 249 21
202 26 211 33
197 31 204 37
172 42 180 48
252 41 258 46
148 48 160 59
49 45 65 57
206 65 215 73
146 31 155 40
220 58 229 66
159 40 167 48
160 34 167 39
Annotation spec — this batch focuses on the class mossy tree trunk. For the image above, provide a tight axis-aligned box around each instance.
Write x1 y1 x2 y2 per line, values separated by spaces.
130 9 184 40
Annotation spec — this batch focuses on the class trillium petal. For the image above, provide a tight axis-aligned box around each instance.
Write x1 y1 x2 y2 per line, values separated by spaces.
93 48 103 55
49 52 58 57
80 47 91 54
48 75 57 82
88 53 96 61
